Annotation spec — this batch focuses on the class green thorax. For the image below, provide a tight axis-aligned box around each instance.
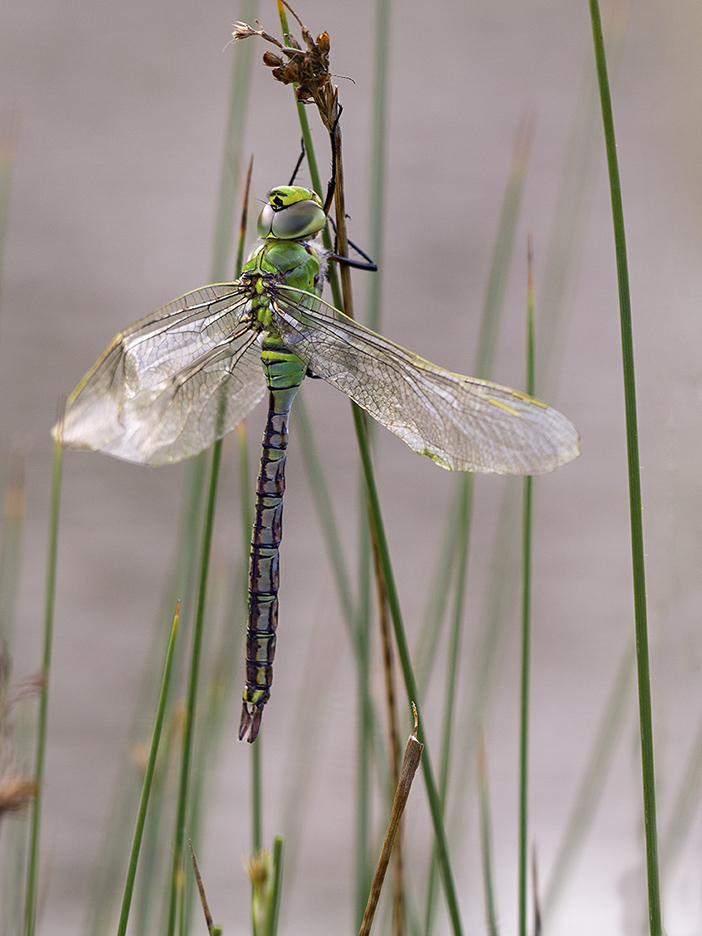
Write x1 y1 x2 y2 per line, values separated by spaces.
241 184 326 333
241 185 327 387
241 237 322 336
244 237 321 291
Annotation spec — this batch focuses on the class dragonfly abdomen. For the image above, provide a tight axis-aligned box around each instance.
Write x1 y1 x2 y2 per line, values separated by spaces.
239 345 305 742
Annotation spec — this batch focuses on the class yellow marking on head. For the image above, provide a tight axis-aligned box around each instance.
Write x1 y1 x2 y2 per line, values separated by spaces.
268 186 322 209
487 397 522 417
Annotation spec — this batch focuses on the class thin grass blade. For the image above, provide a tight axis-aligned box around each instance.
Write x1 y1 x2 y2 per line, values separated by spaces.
352 405 463 936
446 8 627 893
265 836 285 936
211 0 259 282
24 417 64 936
415 118 533 702
166 437 224 936
268 9 382 924
422 120 533 936
477 732 500 936
518 241 535 936
588 2 662 931
365 0 391 334
117 603 180 936
537 3 628 399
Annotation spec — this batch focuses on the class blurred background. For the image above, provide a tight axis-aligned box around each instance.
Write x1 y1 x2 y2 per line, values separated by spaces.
2 0 702 933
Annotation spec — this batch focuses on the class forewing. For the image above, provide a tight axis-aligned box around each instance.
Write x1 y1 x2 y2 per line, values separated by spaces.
271 286 580 474
58 285 266 465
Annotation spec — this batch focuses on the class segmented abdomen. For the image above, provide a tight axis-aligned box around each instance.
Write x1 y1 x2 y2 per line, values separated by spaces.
238 345 304 742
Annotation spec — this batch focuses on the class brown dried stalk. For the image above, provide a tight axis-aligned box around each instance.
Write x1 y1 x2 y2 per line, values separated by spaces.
358 707 424 936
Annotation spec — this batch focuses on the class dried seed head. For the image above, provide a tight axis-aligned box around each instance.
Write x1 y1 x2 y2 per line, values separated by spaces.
231 21 256 41
262 51 284 68
272 63 300 86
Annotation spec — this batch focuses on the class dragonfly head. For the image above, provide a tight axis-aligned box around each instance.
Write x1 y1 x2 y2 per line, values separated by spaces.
257 186 326 241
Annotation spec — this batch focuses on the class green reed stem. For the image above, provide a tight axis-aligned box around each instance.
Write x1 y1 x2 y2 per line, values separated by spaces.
252 731 263 854
117 605 180 936
172 151 257 936
475 118 534 383
353 495 375 930
24 431 63 936
166 439 223 936
293 396 355 629
294 396 387 908
588 2 661 932
417 118 532 712
365 0 391 334
235 156 264 858
210 0 258 282
272 11 378 919
352 406 463 936
127 454 207 936
423 473 472 936
518 250 535 936
266 836 285 936
355 461 372 924
477 733 500 936
364 1 393 918
275 3 342 308
423 120 532 936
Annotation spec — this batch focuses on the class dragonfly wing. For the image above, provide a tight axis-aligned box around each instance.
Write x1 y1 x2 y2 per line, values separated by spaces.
271 287 580 474
58 285 266 465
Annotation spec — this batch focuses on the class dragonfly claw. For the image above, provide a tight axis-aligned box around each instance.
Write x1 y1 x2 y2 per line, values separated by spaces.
239 701 264 743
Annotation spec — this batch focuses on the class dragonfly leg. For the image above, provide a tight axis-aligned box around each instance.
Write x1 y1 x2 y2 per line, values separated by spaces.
325 215 378 271
287 136 307 187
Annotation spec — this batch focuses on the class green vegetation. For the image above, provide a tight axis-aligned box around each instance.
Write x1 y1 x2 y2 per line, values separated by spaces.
0 2 690 935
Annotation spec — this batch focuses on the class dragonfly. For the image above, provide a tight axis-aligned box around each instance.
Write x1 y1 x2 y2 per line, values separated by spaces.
57 184 580 742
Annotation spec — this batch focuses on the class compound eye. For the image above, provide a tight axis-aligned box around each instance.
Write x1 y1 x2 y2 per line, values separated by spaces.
270 199 326 239
257 203 276 238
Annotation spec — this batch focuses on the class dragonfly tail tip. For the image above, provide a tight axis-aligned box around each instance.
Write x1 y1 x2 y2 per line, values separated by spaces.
238 701 264 743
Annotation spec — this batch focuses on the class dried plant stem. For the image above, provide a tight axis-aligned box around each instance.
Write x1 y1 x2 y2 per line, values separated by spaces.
370 519 403 936
331 123 354 318
358 713 423 936
190 840 223 935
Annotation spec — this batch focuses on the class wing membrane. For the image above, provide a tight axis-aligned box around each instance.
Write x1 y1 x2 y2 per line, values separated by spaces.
272 286 580 474
58 285 266 465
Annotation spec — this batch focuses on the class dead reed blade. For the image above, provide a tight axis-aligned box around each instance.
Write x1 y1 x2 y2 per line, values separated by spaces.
358 706 424 936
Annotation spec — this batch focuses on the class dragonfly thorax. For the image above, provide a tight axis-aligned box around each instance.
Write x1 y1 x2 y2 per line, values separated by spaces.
244 230 324 296
257 185 326 241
